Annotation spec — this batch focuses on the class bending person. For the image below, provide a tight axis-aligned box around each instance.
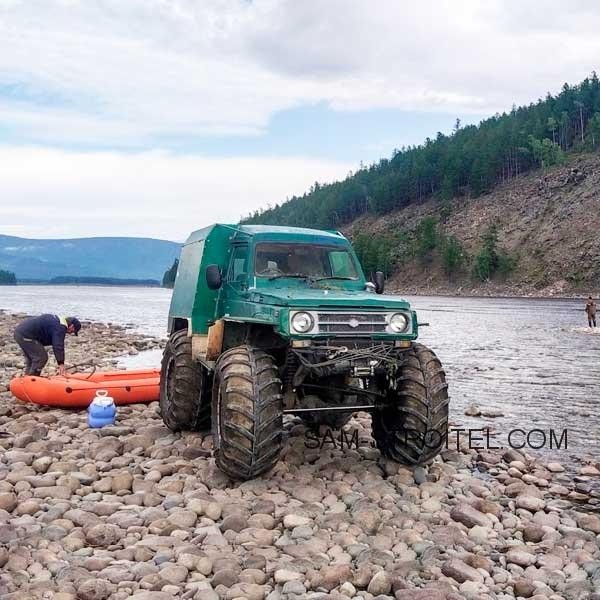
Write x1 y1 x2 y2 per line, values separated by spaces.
13 314 81 376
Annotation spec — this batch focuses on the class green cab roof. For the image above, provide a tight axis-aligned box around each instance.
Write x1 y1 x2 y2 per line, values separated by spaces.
184 223 347 245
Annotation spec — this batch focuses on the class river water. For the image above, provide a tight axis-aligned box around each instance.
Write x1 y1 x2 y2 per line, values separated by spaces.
1 286 599 463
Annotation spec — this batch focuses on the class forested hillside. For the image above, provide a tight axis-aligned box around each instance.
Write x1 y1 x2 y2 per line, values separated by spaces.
244 75 600 295
345 153 600 296
245 75 600 230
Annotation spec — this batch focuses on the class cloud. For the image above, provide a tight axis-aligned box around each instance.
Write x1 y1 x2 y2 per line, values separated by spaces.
1 1 599 239
0 146 352 239
1 0 599 146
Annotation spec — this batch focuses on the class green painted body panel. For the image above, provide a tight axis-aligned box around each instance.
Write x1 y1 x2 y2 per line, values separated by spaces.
168 224 239 334
168 223 419 341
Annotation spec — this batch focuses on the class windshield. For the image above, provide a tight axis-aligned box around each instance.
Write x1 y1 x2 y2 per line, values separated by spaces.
254 243 359 280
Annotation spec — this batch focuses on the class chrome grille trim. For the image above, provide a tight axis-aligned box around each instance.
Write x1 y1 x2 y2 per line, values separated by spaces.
317 313 387 323
317 312 387 334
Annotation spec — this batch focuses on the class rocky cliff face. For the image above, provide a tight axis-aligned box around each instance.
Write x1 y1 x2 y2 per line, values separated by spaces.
347 154 600 297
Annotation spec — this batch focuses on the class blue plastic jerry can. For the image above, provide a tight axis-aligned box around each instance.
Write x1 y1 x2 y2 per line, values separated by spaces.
88 390 117 428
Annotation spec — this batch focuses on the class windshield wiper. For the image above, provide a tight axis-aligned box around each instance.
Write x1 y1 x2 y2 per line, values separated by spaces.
267 273 314 281
314 276 356 281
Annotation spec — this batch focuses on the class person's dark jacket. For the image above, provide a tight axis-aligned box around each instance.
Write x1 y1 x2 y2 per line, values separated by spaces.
14 314 68 364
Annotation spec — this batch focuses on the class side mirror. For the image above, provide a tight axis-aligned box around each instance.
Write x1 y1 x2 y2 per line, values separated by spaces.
374 271 385 294
206 264 222 290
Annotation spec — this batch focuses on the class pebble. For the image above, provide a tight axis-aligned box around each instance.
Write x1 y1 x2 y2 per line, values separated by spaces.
0 492 17 512
450 504 493 528
282 580 306 595
513 578 537 597
413 466 427 484
159 564 188 584
291 485 323 503
283 514 311 529
523 525 546 543
577 513 600 534
274 569 303 583
506 548 536 567
480 408 504 417
111 472 133 492
516 495 546 511
464 403 481 416
204 502 222 520
442 558 484 583
580 465 600 476
221 513 248 532
367 571 392 595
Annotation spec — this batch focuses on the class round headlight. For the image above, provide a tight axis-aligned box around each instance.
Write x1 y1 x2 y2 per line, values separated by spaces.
291 312 314 333
389 312 409 333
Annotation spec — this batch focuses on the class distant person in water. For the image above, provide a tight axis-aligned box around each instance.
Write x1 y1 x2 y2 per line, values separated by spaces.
585 296 597 328
13 314 81 376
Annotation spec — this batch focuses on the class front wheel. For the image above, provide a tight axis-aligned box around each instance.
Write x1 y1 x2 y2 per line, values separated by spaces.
212 346 283 480
159 330 212 432
372 343 449 465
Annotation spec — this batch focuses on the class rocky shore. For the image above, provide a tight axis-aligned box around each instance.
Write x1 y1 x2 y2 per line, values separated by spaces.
0 311 599 600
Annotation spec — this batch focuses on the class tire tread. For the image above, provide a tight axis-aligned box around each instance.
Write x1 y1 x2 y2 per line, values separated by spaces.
372 343 449 465
213 345 283 480
159 330 211 432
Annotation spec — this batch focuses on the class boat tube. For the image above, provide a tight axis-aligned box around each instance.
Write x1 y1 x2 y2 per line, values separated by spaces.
9 368 160 408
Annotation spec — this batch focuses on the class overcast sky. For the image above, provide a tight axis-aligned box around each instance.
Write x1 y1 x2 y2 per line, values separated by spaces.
1 0 599 240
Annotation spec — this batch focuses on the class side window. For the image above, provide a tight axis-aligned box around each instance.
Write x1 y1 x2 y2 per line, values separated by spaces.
329 251 357 278
227 245 249 282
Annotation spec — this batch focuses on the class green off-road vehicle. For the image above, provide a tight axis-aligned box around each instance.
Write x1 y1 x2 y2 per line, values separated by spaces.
160 224 449 480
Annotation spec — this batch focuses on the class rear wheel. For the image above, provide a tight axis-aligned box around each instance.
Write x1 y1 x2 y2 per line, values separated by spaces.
372 343 449 465
212 346 283 480
159 330 211 432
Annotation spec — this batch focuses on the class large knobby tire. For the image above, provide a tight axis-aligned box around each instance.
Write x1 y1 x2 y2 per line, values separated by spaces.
212 346 283 480
372 343 449 465
159 330 211 432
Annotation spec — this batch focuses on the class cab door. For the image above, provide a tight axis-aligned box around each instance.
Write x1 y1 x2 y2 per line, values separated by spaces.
227 244 250 290
220 243 250 316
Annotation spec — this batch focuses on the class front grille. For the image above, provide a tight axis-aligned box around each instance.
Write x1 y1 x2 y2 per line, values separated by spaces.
317 312 387 334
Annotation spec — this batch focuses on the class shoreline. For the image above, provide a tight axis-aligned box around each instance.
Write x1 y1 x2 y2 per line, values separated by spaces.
3 282 596 301
1 311 599 599
391 286 598 301
395 290 595 301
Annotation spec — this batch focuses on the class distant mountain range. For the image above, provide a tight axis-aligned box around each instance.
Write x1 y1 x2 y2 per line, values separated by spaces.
0 235 181 282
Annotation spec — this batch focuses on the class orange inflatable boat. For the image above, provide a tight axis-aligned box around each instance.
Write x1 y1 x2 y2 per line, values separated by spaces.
9 368 160 408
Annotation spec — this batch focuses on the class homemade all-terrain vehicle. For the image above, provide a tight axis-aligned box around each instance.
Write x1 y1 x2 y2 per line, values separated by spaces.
160 224 449 480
